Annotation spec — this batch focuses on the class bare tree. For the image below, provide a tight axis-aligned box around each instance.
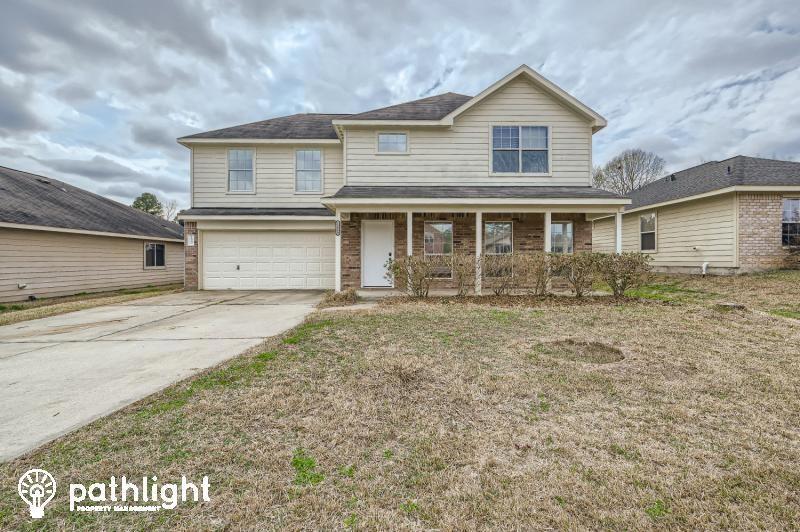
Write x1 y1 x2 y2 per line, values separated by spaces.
163 200 178 221
593 149 666 195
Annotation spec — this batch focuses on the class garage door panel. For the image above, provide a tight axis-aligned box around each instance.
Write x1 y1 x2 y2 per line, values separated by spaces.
203 230 334 290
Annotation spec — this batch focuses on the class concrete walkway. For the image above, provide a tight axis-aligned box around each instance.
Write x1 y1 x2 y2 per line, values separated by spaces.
0 290 321 461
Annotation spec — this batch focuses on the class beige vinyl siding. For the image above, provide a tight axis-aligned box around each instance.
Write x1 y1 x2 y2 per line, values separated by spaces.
0 228 183 302
592 193 738 267
192 144 343 208
345 77 593 186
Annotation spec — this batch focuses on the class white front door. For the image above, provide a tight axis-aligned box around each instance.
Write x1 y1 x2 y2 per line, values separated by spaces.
361 220 394 287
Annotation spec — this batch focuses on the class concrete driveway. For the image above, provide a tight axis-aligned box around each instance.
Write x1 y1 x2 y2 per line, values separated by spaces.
0 290 321 461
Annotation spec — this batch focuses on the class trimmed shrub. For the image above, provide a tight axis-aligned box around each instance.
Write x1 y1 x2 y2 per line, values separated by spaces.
451 253 476 297
482 254 516 295
597 252 653 298
515 252 552 296
386 256 437 297
551 252 598 298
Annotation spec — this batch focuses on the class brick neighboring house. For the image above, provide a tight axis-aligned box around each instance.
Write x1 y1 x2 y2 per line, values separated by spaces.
176 64 633 293
593 156 800 274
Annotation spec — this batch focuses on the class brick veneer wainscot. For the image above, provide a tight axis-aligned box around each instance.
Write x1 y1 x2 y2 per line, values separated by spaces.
184 221 198 290
738 193 799 272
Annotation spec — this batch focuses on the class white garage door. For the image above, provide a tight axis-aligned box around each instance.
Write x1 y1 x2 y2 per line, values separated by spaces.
202 231 335 290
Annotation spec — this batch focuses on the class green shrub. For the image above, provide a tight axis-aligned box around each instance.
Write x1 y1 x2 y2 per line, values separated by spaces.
596 252 652 298
552 252 598 298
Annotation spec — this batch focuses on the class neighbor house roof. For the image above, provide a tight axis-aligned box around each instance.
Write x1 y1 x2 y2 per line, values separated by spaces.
345 92 472 121
179 113 350 141
178 207 333 218
628 156 800 210
326 186 624 200
0 166 184 240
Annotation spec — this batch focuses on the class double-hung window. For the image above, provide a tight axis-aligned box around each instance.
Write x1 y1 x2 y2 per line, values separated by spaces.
295 149 322 193
492 126 548 174
424 221 453 278
550 222 573 254
484 222 513 255
640 212 657 251
144 242 165 268
783 198 800 246
228 149 254 192
378 133 407 153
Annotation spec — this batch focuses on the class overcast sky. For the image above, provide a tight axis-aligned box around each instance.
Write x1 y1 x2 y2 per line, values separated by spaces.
1 0 798 210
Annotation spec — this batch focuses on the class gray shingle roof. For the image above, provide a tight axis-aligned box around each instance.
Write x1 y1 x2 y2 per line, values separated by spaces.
628 156 800 209
179 207 333 217
327 186 623 200
0 166 184 240
180 113 350 140
345 92 472 121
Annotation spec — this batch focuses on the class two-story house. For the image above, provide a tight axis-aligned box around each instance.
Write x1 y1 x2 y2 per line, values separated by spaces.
177 65 630 293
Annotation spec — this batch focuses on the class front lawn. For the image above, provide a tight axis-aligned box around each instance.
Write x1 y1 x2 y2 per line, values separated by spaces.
1 274 798 529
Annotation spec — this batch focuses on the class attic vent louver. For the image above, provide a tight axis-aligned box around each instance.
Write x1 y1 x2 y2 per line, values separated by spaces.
36 178 51 184
727 165 731 175
669 174 676 182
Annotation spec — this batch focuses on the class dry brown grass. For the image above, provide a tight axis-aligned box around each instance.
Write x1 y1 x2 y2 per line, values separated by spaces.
1 275 799 529
0 285 183 326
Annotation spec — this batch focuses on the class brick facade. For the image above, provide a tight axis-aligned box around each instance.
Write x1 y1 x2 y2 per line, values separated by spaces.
738 193 799 272
340 212 592 290
184 221 198 290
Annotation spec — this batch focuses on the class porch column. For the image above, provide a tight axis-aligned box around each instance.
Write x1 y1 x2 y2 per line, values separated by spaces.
615 211 623 254
334 211 342 292
475 211 482 295
544 211 552 252
406 211 413 256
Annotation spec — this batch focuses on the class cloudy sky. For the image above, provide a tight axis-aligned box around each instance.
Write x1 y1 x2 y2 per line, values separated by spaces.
1 0 799 210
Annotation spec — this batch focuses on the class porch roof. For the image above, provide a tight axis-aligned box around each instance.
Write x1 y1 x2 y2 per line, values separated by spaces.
326 186 623 200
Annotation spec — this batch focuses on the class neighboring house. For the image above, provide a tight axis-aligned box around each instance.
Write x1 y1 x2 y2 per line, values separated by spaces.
0 166 184 302
177 65 630 293
592 156 800 274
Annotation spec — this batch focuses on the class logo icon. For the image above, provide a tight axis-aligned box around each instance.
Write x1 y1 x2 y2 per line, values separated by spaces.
18 469 56 519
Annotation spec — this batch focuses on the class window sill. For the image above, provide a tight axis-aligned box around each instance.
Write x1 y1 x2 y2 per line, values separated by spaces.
490 172 552 177
375 152 410 156
226 191 256 195
294 191 323 195
144 266 167 270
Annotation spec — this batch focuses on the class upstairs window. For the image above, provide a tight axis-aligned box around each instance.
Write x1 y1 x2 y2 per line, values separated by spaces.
640 212 657 251
784 198 800 246
295 149 322 193
378 133 407 153
228 149 254 192
492 126 548 174
550 222 573 254
144 242 165 268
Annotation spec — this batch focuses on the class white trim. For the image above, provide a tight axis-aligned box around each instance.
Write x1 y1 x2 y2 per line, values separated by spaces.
441 64 607 132
406 211 413 256
177 215 334 221
343 129 349 185
550 220 574 254
543 211 552 252
488 124 551 177
595 185 800 219
475 211 482 295
639 211 657 253
0 221 183 242
483 220 513 255
423 219 454 280
143 241 167 269
189 148 195 208
178 138 340 146
360 219 395 288
335 211 342 292
226 147 256 195
323 197 630 207
376 131 410 155
293 147 324 195
615 212 623 254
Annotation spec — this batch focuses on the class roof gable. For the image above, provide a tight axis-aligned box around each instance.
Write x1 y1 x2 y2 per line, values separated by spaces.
443 65 607 132
0 166 184 240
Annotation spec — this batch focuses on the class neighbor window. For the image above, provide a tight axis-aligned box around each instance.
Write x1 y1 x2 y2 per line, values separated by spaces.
144 242 165 268
550 222 573 254
228 149 254 192
492 126 548 173
295 149 322 193
640 212 657 251
784 198 800 246
378 133 407 153
424 221 453 278
484 222 513 254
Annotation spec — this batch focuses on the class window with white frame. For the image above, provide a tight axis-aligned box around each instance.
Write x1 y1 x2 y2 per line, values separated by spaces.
492 126 548 173
295 149 322 193
378 133 407 153
228 149 254 192
640 212 657 251
783 198 800 246
424 221 453 278
484 222 513 254
550 222 573 254
144 242 165 268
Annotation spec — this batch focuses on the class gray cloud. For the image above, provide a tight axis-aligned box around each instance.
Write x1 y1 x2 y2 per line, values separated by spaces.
0 0 797 209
